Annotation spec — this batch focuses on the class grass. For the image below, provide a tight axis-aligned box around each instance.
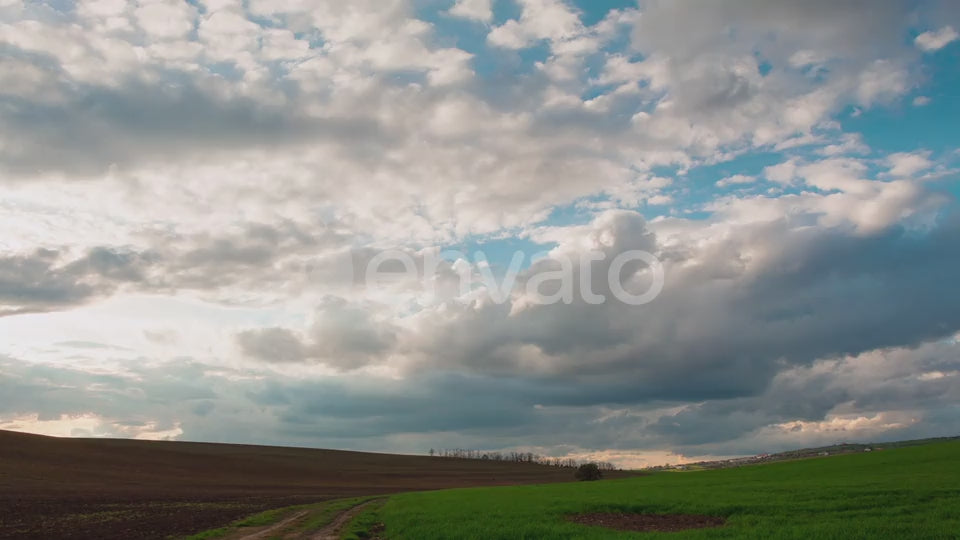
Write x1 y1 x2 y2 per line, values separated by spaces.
182 506 290 539
182 504 307 539
361 442 960 539
182 496 379 539
341 499 387 540
180 526 232 540
300 497 378 532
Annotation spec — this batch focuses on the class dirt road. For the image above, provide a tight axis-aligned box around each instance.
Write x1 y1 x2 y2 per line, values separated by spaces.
220 499 381 540
311 500 380 540
235 511 310 540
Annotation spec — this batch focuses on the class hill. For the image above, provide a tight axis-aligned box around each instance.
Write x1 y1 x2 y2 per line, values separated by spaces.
363 440 960 539
651 435 960 471
0 430 596 539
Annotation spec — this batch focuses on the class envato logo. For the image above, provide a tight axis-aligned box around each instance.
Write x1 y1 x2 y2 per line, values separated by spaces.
355 248 664 305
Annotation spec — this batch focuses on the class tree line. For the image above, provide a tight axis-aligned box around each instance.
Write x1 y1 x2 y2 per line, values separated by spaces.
427 448 617 471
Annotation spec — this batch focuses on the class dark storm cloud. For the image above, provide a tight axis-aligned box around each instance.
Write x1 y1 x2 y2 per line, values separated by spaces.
224 209 960 415
645 338 960 452
735 220 960 354
3 333 959 461
232 339 960 455
393 211 960 411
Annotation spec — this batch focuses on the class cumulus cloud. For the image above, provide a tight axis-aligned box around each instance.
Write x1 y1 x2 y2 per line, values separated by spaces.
488 0 584 49
237 297 398 369
448 0 493 23
216 204 960 412
887 151 933 177
915 26 959 51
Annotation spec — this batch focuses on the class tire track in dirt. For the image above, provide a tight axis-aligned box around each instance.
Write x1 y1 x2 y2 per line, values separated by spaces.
233 510 310 540
311 499 381 540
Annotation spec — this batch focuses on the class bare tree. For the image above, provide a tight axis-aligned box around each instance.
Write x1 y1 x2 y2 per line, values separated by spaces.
427 448 619 471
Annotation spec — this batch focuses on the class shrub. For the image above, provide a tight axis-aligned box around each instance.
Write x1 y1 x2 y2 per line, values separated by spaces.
574 463 603 481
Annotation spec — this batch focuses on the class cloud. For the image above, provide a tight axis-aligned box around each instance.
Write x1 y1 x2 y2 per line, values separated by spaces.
0 74 388 176
887 151 933 177
646 338 960 454
603 0 924 152
716 174 756 187
5 331 960 462
135 0 197 40
629 1 914 62
236 328 308 363
915 26 959 52
0 413 183 440
238 297 397 370
763 160 799 183
409 207 960 392
488 0 584 50
448 0 493 23
217 202 960 410
0 247 150 316
2 0 960 466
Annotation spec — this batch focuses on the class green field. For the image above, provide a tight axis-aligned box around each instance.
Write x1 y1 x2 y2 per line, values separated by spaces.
358 442 960 539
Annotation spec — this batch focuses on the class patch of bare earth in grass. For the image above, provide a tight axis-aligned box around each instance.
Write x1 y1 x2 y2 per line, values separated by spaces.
567 512 726 533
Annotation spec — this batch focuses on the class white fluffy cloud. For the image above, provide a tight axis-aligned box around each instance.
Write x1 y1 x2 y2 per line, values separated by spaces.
915 26 959 51
135 0 197 40
887 152 934 177
488 0 584 49
448 0 492 23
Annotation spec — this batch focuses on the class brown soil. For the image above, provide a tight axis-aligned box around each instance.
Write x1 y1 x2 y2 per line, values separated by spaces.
361 521 386 540
0 429 633 539
567 512 726 533
229 511 310 540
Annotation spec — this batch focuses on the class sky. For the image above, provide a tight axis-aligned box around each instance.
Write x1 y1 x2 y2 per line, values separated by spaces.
1 0 960 469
